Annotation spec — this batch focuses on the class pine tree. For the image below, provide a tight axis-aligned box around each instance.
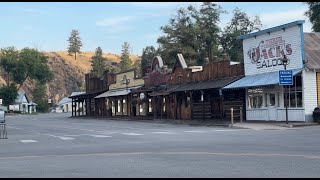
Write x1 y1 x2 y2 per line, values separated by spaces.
67 29 83 60
90 47 107 78
119 42 132 72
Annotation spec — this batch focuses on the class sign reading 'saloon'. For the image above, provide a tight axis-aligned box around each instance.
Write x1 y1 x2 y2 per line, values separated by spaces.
247 36 292 69
243 25 303 76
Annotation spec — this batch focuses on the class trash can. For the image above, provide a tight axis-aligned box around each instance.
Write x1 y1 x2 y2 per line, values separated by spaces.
312 107 320 123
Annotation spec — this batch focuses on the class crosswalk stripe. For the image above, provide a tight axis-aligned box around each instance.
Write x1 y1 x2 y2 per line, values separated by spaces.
152 132 177 134
184 130 208 133
121 133 144 136
58 137 74 140
89 135 112 138
20 140 37 143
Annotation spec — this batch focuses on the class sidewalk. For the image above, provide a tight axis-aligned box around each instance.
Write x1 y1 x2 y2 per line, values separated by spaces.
231 122 319 130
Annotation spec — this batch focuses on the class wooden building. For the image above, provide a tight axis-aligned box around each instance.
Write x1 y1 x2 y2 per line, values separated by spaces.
69 72 109 117
94 69 144 118
149 54 245 121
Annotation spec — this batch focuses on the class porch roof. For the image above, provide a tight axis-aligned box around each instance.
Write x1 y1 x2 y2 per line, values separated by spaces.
171 76 243 92
223 68 303 90
94 86 142 99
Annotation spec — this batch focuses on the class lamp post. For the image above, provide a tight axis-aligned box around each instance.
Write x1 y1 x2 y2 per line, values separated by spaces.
282 55 289 124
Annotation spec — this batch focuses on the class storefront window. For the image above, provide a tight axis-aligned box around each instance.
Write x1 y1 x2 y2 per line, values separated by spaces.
248 88 264 109
283 75 303 108
117 100 121 113
269 93 276 106
163 98 166 112
148 99 152 112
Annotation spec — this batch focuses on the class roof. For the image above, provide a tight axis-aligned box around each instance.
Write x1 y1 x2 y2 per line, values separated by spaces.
304 32 320 70
57 97 72 106
239 20 305 40
149 83 186 96
95 86 143 99
69 90 106 99
15 92 29 103
70 92 85 97
223 68 303 89
28 101 37 106
171 76 243 92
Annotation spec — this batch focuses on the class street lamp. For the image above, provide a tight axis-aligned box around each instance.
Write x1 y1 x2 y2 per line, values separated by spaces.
282 55 289 124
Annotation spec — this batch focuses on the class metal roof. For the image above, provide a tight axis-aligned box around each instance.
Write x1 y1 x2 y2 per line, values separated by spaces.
239 20 305 40
94 86 142 99
171 76 243 92
57 97 72 106
304 32 320 70
223 68 303 89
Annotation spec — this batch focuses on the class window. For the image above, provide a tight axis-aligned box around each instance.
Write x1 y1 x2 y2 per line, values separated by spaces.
163 98 166 112
123 99 126 114
269 93 276 106
283 75 303 108
248 88 264 108
148 99 152 112
117 100 121 113
185 96 190 108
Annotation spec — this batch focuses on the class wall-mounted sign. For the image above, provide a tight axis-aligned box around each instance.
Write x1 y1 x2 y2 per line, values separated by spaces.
243 25 303 76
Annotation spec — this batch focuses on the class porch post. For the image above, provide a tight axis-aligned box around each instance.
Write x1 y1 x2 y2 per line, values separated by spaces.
201 90 204 120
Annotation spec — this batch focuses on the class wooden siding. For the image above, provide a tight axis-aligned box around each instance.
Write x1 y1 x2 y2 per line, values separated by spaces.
303 70 317 121
317 72 320 107
243 25 303 76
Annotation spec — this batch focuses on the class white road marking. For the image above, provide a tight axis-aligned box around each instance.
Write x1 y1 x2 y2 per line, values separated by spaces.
89 135 112 138
211 129 243 131
184 130 208 133
20 140 37 143
58 137 74 140
152 132 177 134
121 133 144 136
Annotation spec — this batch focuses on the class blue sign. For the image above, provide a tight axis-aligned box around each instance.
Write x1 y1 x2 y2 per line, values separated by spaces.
279 70 293 85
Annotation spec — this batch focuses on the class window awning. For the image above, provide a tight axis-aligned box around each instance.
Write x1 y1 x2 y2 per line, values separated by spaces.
94 86 142 99
223 68 303 89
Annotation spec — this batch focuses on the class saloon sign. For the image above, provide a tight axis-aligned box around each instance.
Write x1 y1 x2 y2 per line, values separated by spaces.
247 36 292 69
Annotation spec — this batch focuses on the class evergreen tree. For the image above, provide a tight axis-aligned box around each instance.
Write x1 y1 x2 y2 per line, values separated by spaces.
67 29 83 60
119 42 132 72
90 47 107 78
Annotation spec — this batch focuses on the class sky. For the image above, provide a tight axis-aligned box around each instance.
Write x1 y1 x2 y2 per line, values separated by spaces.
0 2 313 55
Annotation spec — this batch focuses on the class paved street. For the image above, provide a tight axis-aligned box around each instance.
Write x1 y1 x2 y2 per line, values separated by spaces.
1 113 320 178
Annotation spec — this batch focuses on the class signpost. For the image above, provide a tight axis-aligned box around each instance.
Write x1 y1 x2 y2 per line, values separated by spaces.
279 69 293 124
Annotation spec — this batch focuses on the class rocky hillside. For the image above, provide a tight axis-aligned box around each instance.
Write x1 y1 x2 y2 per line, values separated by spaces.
16 51 140 104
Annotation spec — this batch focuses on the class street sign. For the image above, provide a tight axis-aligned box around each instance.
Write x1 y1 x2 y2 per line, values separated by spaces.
279 70 293 85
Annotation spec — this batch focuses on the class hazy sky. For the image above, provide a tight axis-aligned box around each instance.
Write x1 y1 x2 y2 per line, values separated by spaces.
0 2 312 55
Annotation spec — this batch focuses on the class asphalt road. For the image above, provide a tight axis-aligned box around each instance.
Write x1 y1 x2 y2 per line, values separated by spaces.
0 113 320 178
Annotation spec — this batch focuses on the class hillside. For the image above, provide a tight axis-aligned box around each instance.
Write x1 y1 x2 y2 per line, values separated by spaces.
16 51 140 104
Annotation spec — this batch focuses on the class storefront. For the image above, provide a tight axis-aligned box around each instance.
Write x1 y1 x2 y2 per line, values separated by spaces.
224 20 319 122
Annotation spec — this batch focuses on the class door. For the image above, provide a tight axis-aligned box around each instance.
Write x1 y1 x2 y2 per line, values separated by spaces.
268 93 278 121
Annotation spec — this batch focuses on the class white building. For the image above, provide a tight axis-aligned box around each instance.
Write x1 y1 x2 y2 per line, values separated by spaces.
224 20 320 122
56 92 85 113
8 92 29 113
